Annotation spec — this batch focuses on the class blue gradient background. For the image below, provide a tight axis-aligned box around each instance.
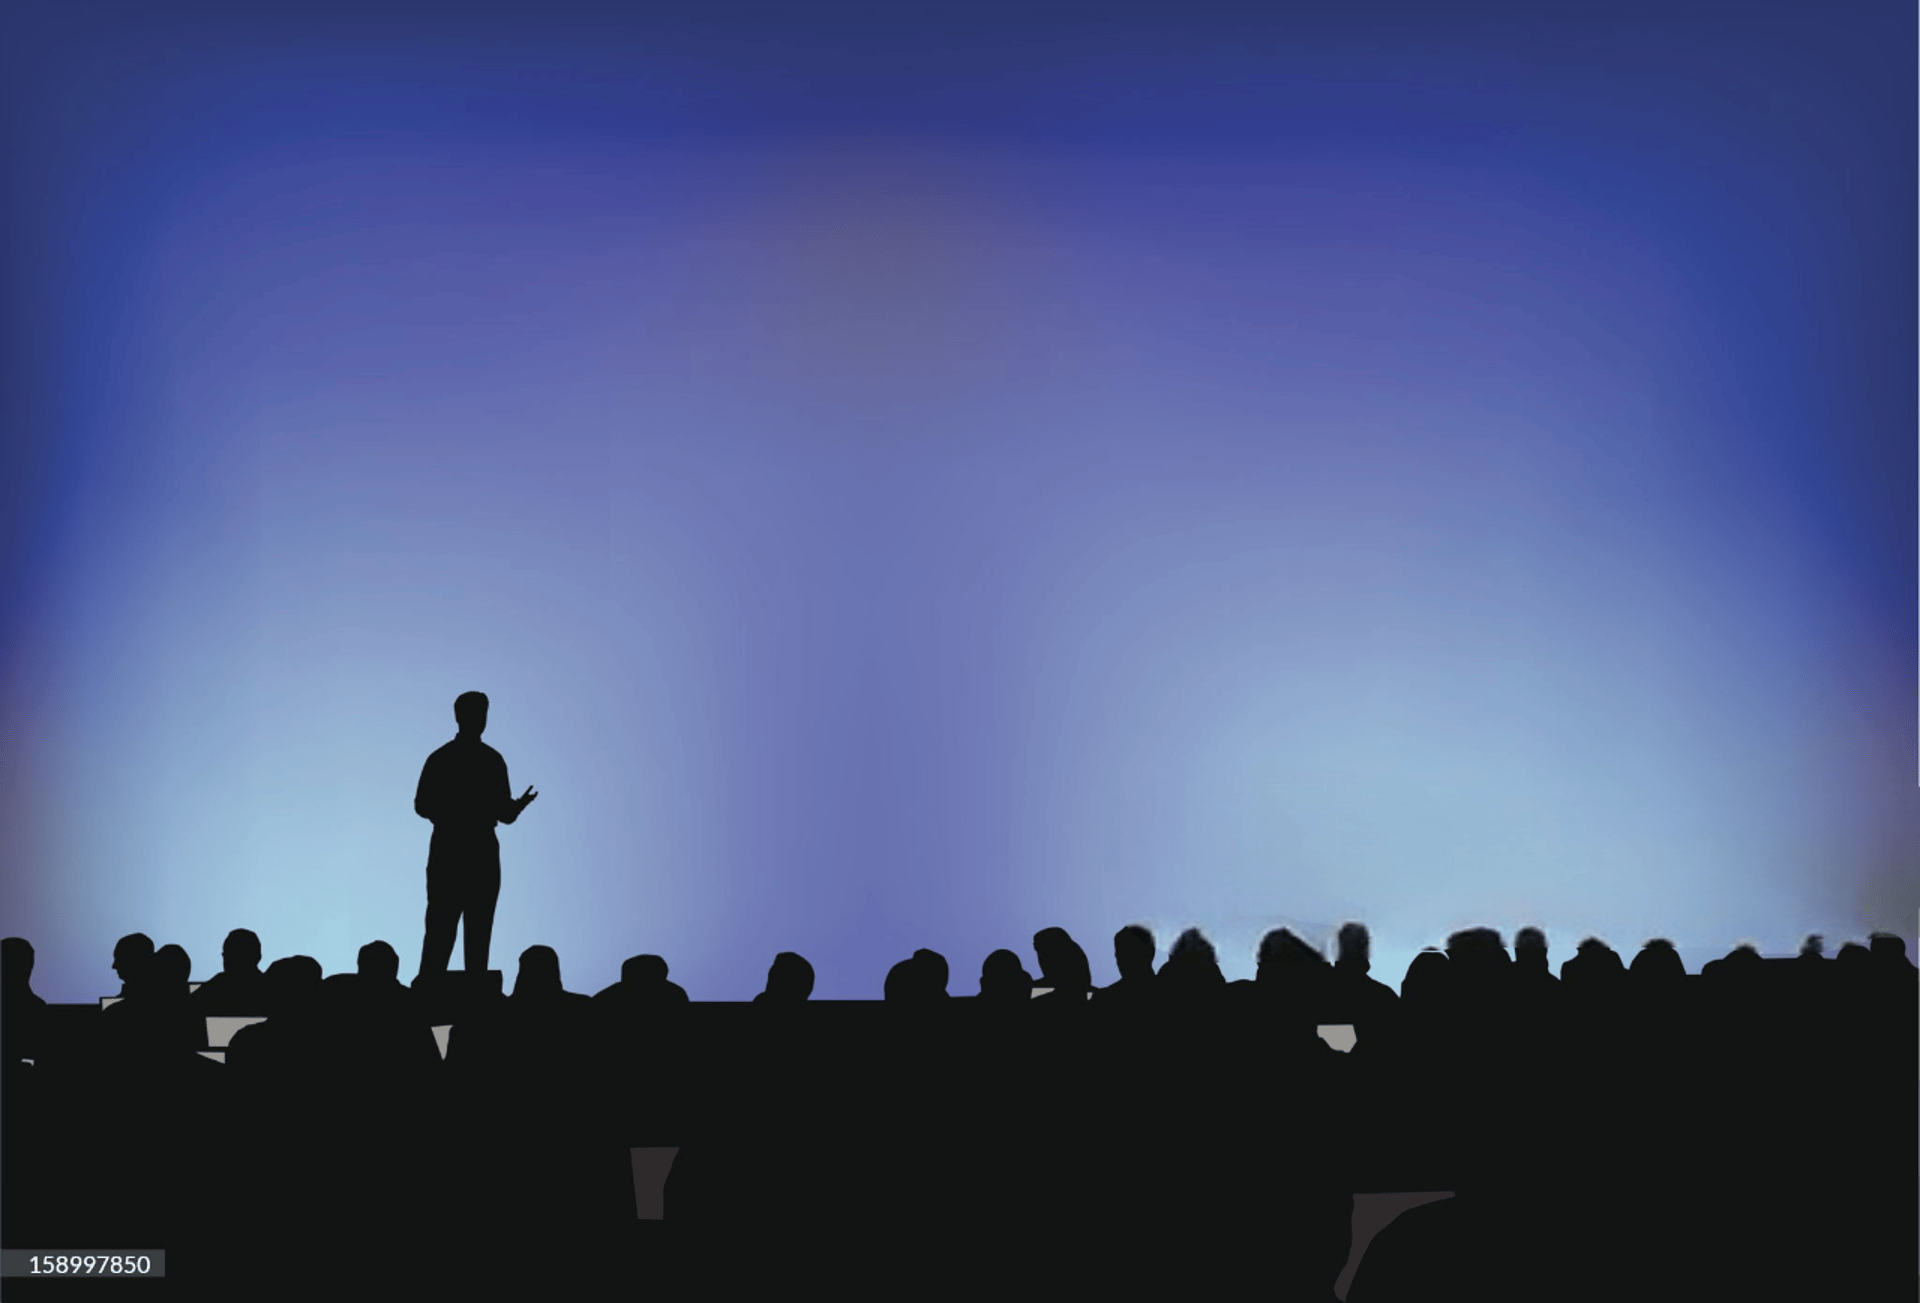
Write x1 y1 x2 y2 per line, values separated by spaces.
1 1 1912 1002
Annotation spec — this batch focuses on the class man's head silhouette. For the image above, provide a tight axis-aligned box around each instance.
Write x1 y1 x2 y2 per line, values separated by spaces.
3 937 34 991
1113 925 1156 981
514 945 564 997
764 951 815 1001
152 944 192 995
623 955 670 987
454 692 488 738
357 941 401 985
113 933 154 992
223 929 262 976
912 948 950 995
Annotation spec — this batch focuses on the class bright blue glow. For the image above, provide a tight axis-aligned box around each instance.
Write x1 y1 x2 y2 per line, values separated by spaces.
1 1 1912 1001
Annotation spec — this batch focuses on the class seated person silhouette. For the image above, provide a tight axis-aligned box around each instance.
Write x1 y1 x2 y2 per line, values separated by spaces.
1395 947 1456 1018
1030 927 1092 1000
509 944 594 1012
346 941 439 1073
1630 936 1688 982
1867 930 1916 975
593 954 691 1009
110 932 154 1000
414 691 537 983
1324 921 1403 1044
976 948 1034 1002
1559 935 1627 990
453 944 598 1077
1092 924 1159 1005
912 947 949 997
2 936 47 1065
190 928 270 1015
754 951 815 1003
1244 926 1330 990
224 956 327 1081
1231 928 1336 1052
1701 939 1762 977
1157 926 1228 1002
883 949 951 1002
1510 927 1559 990
100 943 206 1066
354 940 419 1007
884 956 916 999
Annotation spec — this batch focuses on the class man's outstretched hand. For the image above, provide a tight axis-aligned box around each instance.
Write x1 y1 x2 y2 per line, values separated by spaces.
517 785 538 809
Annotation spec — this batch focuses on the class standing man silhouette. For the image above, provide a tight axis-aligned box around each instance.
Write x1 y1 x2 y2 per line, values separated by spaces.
415 692 537 982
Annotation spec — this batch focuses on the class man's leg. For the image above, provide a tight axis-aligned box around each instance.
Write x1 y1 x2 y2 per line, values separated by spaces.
420 860 461 981
464 844 502 975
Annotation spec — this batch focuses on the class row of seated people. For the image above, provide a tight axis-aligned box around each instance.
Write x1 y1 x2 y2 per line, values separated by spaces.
2 923 1914 1301
10 917 1916 1030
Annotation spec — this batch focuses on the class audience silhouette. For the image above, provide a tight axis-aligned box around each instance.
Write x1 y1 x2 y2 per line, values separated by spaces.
109 932 154 1000
1091 923 1158 1006
189 928 268 1015
2 936 47 1066
594 953 691 1009
1030 925 1092 998
977 947 1035 1001
883 947 952 1001
6 915 1913 1301
753 950 816 1003
1158 925 1228 1001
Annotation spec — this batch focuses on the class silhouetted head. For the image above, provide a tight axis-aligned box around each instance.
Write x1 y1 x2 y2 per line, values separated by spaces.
1113 925 1156 981
1031 927 1091 992
884 958 921 1002
1401 948 1452 1005
321 971 360 1007
1797 933 1824 959
1514 928 1548 970
152 944 192 994
1334 922 1371 972
1868 932 1914 971
1629 938 1686 983
623 954 670 987
454 691 489 738
1166 927 1223 976
1159 929 1226 1002
1256 928 1328 978
1561 937 1626 987
356 941 400 986
913 948 950 996
1445 927 1511 975
223 929 262 975
513 945 563 998
113 933 155 991
265 955 324 1016
763 951 814 1002
979 948 1034 1000
2 937 34 992
1835 941 1870 970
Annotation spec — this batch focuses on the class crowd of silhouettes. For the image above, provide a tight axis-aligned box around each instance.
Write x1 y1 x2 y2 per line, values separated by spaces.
2 920 1914 1301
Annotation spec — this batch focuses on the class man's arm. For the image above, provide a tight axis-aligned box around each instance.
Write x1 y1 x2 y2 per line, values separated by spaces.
496 753 535 825
414 755 437 822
